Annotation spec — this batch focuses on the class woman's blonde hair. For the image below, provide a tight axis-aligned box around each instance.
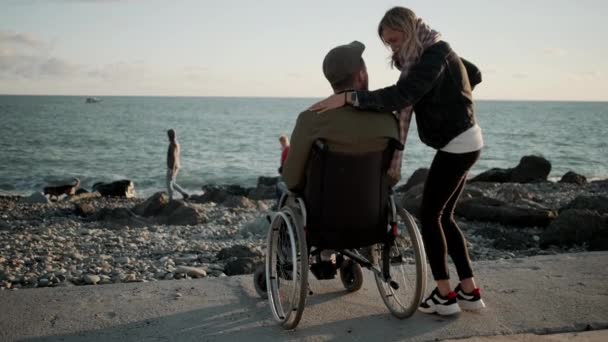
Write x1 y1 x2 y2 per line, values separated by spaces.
377 7 423 70
278 134 289 144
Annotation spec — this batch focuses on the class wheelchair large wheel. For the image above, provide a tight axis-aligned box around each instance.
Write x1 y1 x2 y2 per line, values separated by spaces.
374 208 427 318
265 207 308 330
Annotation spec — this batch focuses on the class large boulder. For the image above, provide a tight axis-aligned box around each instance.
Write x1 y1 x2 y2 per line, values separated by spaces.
396 168 429 193
195 184 251 204
560 195 608 214
224 258 260 276
225 184 250 197
258 176 279 187
157 200 204 226
400 183 425 218
540 209 608 251
216 245 262 260
559 171 587 185
248 184 276 200
495 186 534 203
477 228 537 251
132 192 168 217
471 155 551 184
91 207 150 227
470 168 512 183
510 155 551 183
217 245 263 276
455 196 557 227
74 202 96 217
92 180 136 198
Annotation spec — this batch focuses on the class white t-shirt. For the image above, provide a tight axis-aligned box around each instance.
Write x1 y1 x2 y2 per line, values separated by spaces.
440 124 484 153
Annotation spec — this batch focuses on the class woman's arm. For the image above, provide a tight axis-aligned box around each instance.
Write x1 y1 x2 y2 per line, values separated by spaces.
355 51 446 112
309 46 447 113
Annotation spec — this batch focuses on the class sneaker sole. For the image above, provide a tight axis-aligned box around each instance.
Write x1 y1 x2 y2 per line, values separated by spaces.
458 299 486 311
418 303 461 316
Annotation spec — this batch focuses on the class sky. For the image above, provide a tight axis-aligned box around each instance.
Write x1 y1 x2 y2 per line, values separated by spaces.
0 0 607 101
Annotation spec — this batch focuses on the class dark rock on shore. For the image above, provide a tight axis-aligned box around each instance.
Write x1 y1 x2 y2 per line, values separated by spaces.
224 258 260 276
470 168 512 183
246 176 279 200
92 180 136 198
560 195 608 214
540 209 608 251
456 196 557 227
471 155 551 183
399 184 424 217
511 155 552 183
559 171 587 185
216 245 261 260
257 176 279 187
216 245 263 276
132 192 168 217
91 207 150 227
74 202 96 217
396 168 428 193
156 200 205 226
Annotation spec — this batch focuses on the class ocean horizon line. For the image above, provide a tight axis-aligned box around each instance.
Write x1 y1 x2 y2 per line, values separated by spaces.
1 94 607 104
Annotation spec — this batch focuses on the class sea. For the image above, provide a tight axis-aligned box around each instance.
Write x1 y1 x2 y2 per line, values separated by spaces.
0 95 606 197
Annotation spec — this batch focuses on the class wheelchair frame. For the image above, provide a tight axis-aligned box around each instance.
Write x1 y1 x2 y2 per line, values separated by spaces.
257 191 427 329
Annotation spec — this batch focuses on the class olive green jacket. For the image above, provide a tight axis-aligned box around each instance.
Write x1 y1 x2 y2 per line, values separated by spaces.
282 106 399 191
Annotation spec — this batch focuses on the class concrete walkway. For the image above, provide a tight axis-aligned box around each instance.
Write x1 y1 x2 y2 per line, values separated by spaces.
1 252 607 341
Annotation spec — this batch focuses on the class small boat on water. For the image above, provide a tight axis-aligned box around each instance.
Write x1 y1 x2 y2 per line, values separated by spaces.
85 97 101 103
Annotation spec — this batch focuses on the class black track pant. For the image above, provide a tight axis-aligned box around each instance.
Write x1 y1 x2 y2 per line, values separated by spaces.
419 149 480 281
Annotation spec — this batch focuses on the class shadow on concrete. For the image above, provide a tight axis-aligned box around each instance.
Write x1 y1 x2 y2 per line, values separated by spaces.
24 283 455 342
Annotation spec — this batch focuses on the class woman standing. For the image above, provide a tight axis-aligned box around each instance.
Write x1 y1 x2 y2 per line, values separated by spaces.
310 6 485 316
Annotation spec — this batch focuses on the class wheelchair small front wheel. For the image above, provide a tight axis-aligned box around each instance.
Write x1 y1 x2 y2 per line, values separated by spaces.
339 259 363 292
253 264 268 299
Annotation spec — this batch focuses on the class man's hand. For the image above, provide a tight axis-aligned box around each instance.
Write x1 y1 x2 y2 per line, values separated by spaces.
308 93 346 113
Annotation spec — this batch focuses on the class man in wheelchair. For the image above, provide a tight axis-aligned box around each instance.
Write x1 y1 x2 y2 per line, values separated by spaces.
281 41 400 280
258 41 426 329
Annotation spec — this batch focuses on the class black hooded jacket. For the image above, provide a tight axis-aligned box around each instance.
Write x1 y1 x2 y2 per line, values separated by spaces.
355 41 482 149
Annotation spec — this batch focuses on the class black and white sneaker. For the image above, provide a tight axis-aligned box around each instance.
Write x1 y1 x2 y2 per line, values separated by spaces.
455 283 486 311
418 288 461 316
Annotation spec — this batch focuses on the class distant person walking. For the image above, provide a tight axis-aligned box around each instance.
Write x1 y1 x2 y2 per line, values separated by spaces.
278 134 290 175
276 134 290 204
166 129 189 200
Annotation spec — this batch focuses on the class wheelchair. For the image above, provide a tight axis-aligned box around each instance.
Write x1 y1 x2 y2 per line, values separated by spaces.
253 139 427 329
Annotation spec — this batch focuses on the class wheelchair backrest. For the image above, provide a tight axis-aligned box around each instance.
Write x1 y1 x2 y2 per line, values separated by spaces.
303 138 399 249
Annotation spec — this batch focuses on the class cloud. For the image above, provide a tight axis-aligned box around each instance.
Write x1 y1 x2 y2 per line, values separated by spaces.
512 73 528 79
0 30 45 49
0 54 80 79
542 48 567 56
569 71 603 82
0 30 80 80
181 66 211 82
86 61 148 81
286 73 303 79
